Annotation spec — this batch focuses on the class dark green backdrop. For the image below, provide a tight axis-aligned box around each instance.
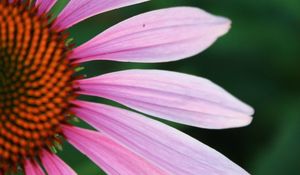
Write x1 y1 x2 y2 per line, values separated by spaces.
52 0 300 174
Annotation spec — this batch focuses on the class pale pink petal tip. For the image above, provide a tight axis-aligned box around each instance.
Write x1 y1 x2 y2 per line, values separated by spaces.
71 7 231 63
54 0 149 30
77 69 253 129
62 125 168 175
35 0 57 14
72 101 250 175
25 159 45 175
41 150 77 175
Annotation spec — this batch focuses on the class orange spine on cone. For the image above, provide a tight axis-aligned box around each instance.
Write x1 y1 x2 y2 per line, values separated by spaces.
0 1 76 173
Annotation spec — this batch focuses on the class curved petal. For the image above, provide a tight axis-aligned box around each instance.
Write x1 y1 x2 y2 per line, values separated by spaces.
72 101 249 175
53 0 149 30
62 125 168 175
77 69 254 129
71 7 230 63
35 0 57 14
25 159 45 175
41 150 77 175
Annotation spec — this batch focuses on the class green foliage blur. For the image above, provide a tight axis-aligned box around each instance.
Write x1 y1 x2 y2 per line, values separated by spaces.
53 0 300 174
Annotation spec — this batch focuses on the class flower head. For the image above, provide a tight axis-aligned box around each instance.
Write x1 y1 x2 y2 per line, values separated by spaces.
0 0 254 175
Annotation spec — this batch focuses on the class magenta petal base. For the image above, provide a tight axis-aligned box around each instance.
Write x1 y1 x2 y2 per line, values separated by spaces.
0 0 253 175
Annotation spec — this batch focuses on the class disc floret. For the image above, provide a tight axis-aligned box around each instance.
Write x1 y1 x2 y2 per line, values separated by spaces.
0 1 75 173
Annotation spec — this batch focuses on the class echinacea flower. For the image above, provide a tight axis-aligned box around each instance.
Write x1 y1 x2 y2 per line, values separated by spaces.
0 0 254 174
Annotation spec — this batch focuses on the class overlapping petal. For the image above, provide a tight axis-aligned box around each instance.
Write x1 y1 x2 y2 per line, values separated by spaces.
25 159 45 175
72 101 249 175
35 0 57 14
62 125 168 175
41 150 77 175
0 0 253 175
54 0 149 30
77 69 253 129
71 7 230 63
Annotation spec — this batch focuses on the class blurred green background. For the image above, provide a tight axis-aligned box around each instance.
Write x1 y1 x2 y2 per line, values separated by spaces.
53 0 300 174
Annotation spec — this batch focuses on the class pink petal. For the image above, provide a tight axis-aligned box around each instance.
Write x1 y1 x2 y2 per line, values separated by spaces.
41 150 77 175
25 159 45 175
35 0 57 14
72 100 249 175
53 0 149 30
62 125 168 175
71 7 230 63
77 69 254 129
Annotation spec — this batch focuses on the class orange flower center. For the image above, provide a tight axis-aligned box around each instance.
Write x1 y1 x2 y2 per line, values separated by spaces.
0 1 75 173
